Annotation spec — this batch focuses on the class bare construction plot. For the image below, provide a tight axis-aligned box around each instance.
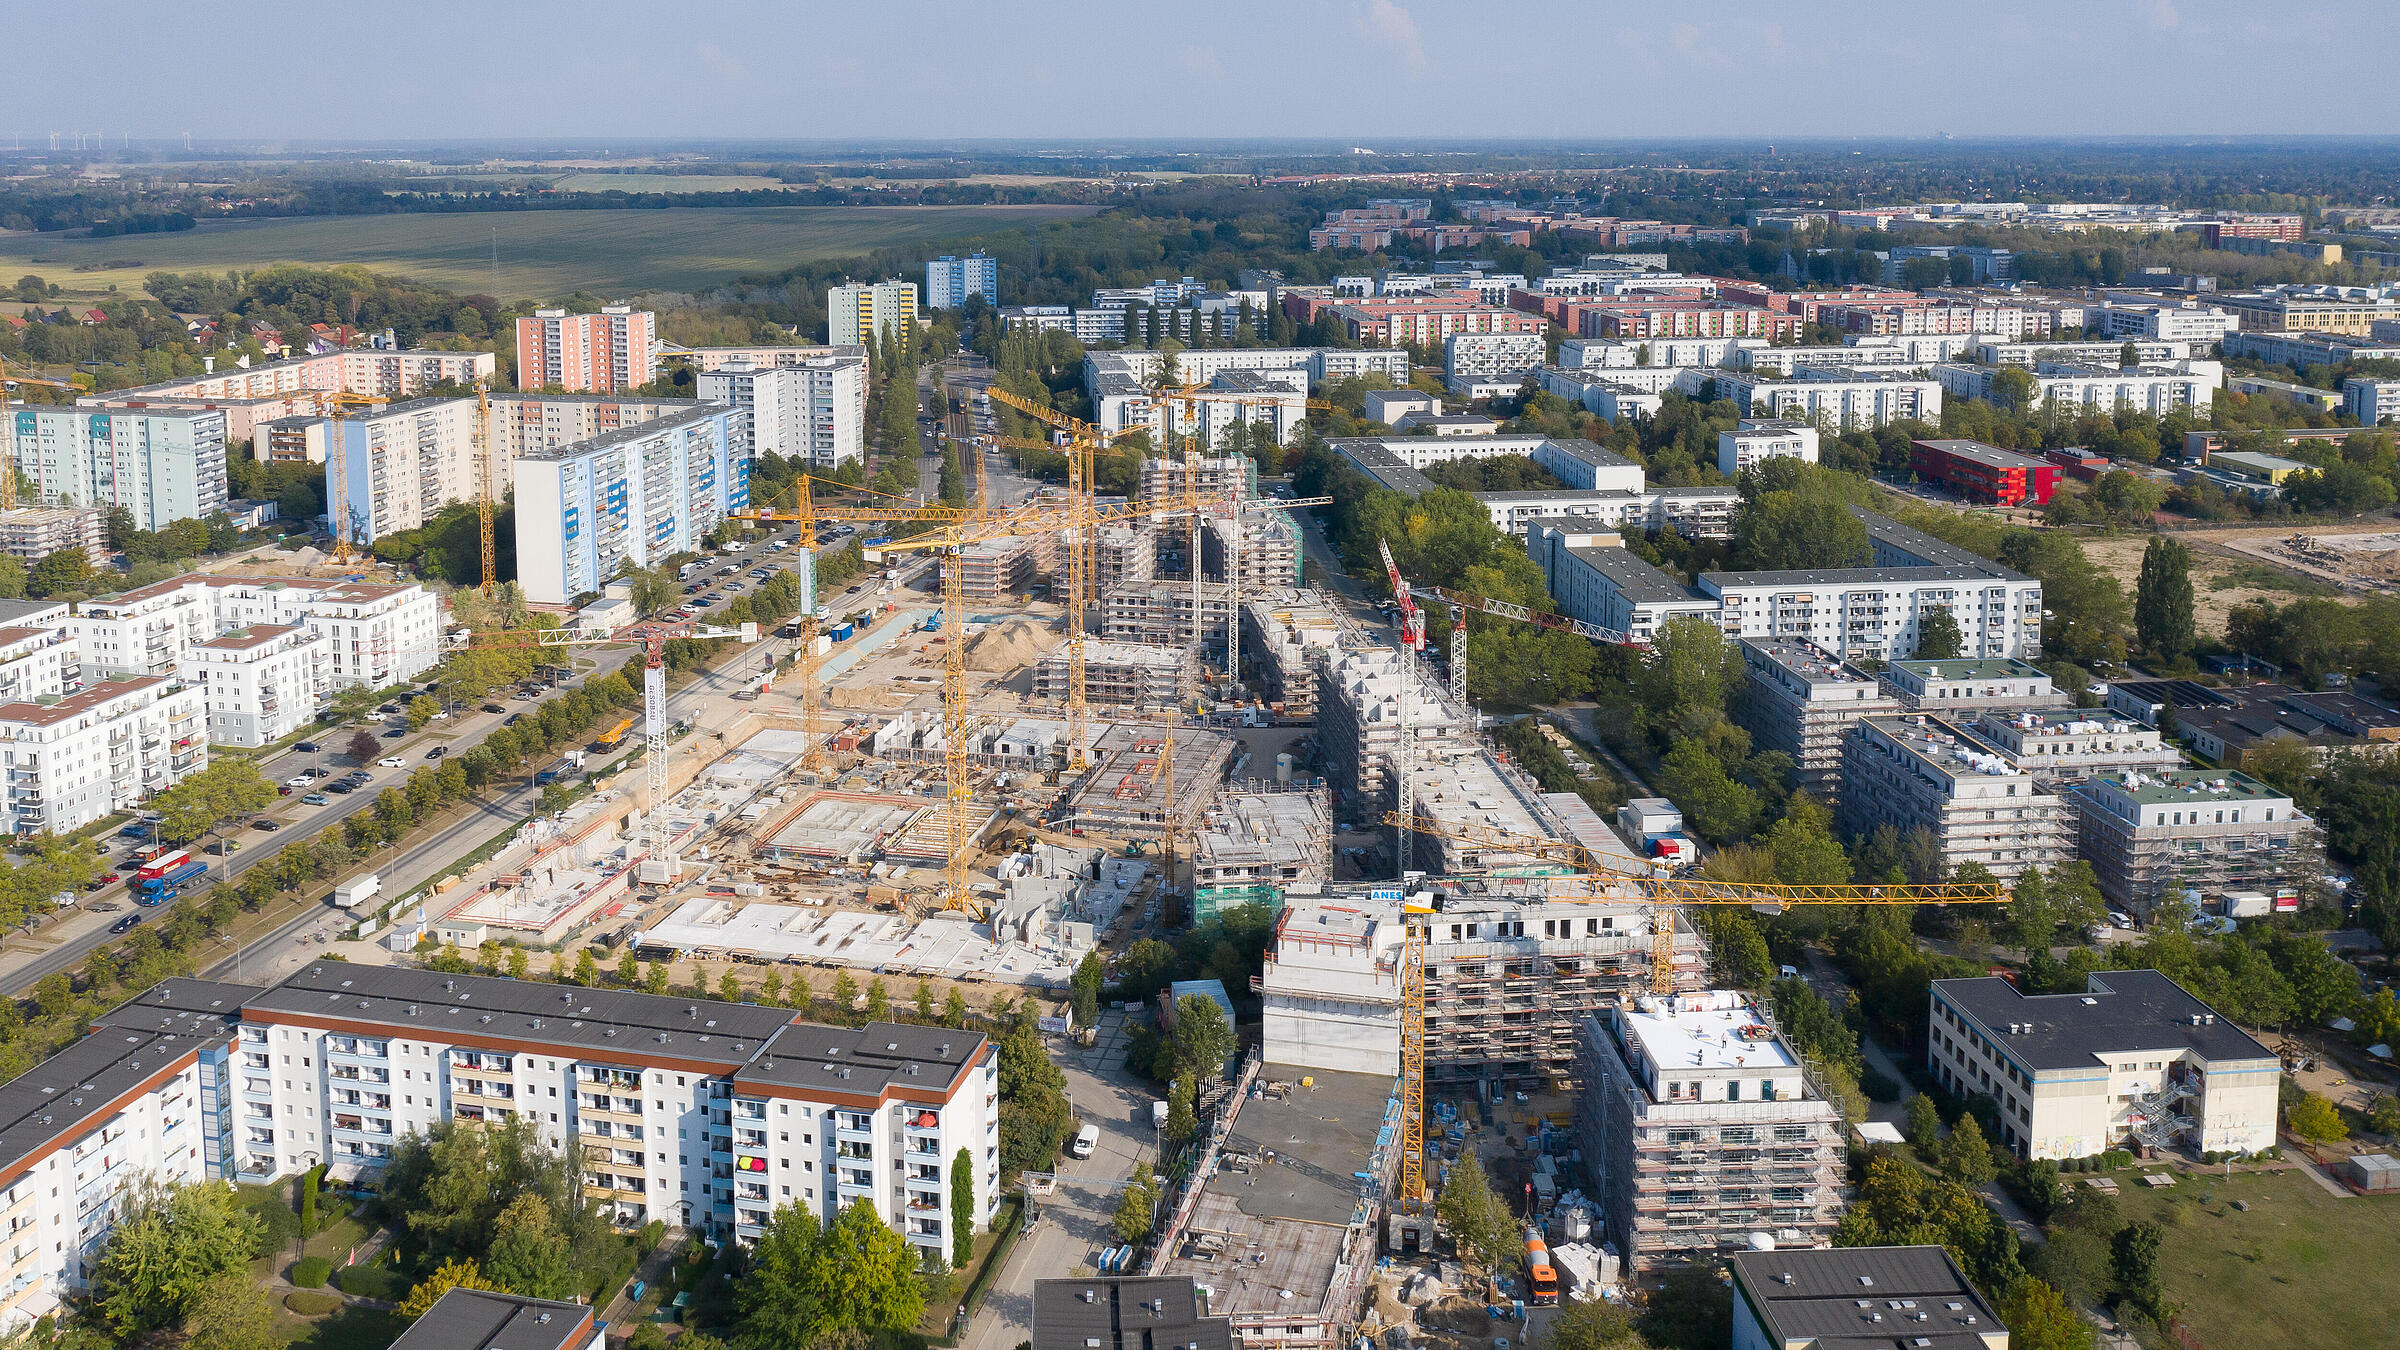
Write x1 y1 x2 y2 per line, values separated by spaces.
760 791 927 863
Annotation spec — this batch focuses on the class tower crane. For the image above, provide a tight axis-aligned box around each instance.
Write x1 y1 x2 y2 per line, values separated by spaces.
1378 809 2007 1213
314 390 387 566
474 380 497 597
1379 537 1424 881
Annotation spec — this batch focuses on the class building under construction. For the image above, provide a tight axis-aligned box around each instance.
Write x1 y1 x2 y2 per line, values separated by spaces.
1239 589 1350 719
1200 511 1303 589
1735 638 1898 804
1315 644 1471 817
1259 881 1699 1095
1100 579 1236 654
1402 746 1578 876
1031 640 1183 707
1140 454 1257 504
953 535 1058 601
1093 523 1157 589
1190 786 1332 921
1057 722 1236 841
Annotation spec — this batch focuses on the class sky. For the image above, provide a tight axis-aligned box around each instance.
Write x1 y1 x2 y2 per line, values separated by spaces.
11 0 2396 145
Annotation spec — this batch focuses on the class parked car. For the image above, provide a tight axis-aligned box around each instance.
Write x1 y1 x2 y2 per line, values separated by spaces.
285 775 312 789
293 741 319 753
377 756 406 768
256 820 281 832
326 782 356 795
383 727 406 739
100 872 119 884
302 793 330 806
481 703 505 714
503 713 523 726
425 746 447 760
308 767 332 778
278 785 293 797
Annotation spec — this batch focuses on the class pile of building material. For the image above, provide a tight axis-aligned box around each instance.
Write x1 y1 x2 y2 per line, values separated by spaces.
965 618 1060 671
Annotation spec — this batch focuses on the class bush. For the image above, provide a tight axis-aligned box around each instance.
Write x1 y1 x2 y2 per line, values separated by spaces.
292 1256 334 1288
284 1291 343 1316
238 1187 304 1256
639 1219 667 1255
1859 1069 1902 1102
333 1263 401 1300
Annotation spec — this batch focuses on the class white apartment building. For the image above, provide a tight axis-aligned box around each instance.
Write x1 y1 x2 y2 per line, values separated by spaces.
1574 991 1845 1270
2071 768 2321 912
1559 336 1743 369
2085 299 2237 345
514 405 750 606
224 965 999 1264
925 254 998 310
1838 714 2074 882
78 349 495 446
0 991 239 1330
1699 368 1943 429
69 575 440 696
1444 331 1547 381
484 395 706 499
696 356 866 469
1716 418 1820 477
189 625 328 747
1703 565 2045 663
1971 337 2191 367
1362 389 1440 425
12 406 231 531
0 677 205 835
1929 971 2279 1159
2344 376 2400 425
1527 532 1717 644
1933 362 2215 415
324 397 481 546
1730 338 1956 375
0 603 79 706
828 281 919 349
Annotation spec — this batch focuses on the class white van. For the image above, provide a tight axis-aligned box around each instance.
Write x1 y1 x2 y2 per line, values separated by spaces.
1069 1123 1099 1159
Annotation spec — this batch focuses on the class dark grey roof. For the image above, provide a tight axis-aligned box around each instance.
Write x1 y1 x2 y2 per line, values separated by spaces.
250 963 807 1070
736 1019 986 1099
94 979 255 1030
1932 970 2276 1073
1852 506 2023 577
1209 1065 1393 1227
0 600 67 629
1727 1245 2002 1350
1702 564 2016 589
389 1287 596 1350
0 1005 235 1184
1033 1277 1234 1350
1568 546 1702 606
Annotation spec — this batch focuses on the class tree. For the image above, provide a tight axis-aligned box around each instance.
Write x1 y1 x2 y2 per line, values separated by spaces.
2288 1091 2348 1144
1943 1113 1995 1185
182 1270 281 1350
91 1179 265 1336
2134 536 2196 663
2370 1094 2400 1136
1163 1073 1198 1144
950 1147 976 1269
1071 950 1104 1030
943 988 970 1028
1997 1277 2096 1350
485 1193 578 1299
1113 1162 1158 1243
737 1200 925 1348
408 695 441 730
1915 607 1965 660
1907 1093 1943 1153
866 975 892 1022
1435 1151 1514 1276
152 759 277 849
2111 1221 2163 1316
1169 994 1236 1082
1545 1297 1638 1350
347 730 382 762
25 546 93 598
398 1258 498 1319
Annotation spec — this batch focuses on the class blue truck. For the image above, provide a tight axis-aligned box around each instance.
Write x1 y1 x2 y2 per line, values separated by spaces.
135 861 208 905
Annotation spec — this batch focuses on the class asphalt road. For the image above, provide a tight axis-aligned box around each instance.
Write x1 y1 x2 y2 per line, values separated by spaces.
2 522 866 996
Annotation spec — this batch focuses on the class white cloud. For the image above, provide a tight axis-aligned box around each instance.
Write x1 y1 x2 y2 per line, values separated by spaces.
1355 0 1425 67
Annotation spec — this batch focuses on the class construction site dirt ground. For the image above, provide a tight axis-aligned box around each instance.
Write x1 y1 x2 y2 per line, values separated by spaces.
2077 526 2369 632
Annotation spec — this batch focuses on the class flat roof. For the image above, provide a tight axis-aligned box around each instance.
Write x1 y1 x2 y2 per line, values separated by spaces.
1742 637 1879 687
1888 657 2049 682
195 624 305 652
2092 767 2287 807
1032 1278 1233 1350
390 1288 594 1350
1569 546 1702 606
518 403 725 462
1727 1246 2003 1350
1932 970 2275 1072
0 676 168 727
1620 990 1798 1073
0 984 241 1185
1913 437 2049 470
1703 564 2015 589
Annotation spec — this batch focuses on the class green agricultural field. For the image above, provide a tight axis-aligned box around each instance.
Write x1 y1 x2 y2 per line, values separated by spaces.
2104 1165 2400 1350
0 203 1098 300
545 172 801 193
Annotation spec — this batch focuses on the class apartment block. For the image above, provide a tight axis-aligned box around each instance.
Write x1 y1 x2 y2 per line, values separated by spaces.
1701 368 1943 429
261 416 332 465
1238 589 1348 719
695 355 866 469
1313 644 1469 815
1031 641 1183 707
925 254 998 310
1726 1247 2008 1350
1933 362 2214 416
1199 512 1300 590
189 624 328 747
1703 560 2044 664
515 307 658 394
1261 884 1690 1092
485 394 706 497
69 575 441 694
80 349 495 444
0 677 206 835
1092 524 1156 590
182 964 999 1262
0 603 79 705
12 405 230 531
1574 991 1844 1270
1716 419 1820 478
2071 768 2321 912
952 536 1053 602
1930 970 2279 1159
1321 298 1542 347
2344 376 2400 424
665 344 862 373
324 397 481 546
1444 331 1547 382
1878 657 2069 713
1735 640 1897 802
1138 455 1256 505
2085 299 2238 344
513 405 750 606
1838 715 2075 881
1100 581 1235 655
1527 532 1718 644
0 508 105 568
828 280 919 348
1967 710 2178 784
0 987 241 1330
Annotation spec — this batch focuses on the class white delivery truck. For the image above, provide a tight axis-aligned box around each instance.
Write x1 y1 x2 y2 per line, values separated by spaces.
333 874 381 909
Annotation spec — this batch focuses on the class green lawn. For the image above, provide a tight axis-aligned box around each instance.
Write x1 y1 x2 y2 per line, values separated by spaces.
2106 1166 2400 1349
0 204 1099 300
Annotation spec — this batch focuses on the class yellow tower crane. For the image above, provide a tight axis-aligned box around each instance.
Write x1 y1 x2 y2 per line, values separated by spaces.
475 381 497 597
1378 810 2008 1212
315 390 387 565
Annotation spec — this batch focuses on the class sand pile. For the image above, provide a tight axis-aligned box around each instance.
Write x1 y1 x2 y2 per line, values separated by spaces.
964 618 1060 672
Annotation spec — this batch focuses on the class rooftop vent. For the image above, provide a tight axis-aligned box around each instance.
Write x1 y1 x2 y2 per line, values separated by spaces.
1859 1276 1874 1288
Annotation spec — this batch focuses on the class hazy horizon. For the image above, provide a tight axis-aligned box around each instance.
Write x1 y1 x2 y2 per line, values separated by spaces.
8 0 2389 144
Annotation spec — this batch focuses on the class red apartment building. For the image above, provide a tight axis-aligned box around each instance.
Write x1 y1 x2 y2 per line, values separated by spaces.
1910 438 2060 506
1312 297 1544 346
2200 214 2306 246
1578 300 1803 341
